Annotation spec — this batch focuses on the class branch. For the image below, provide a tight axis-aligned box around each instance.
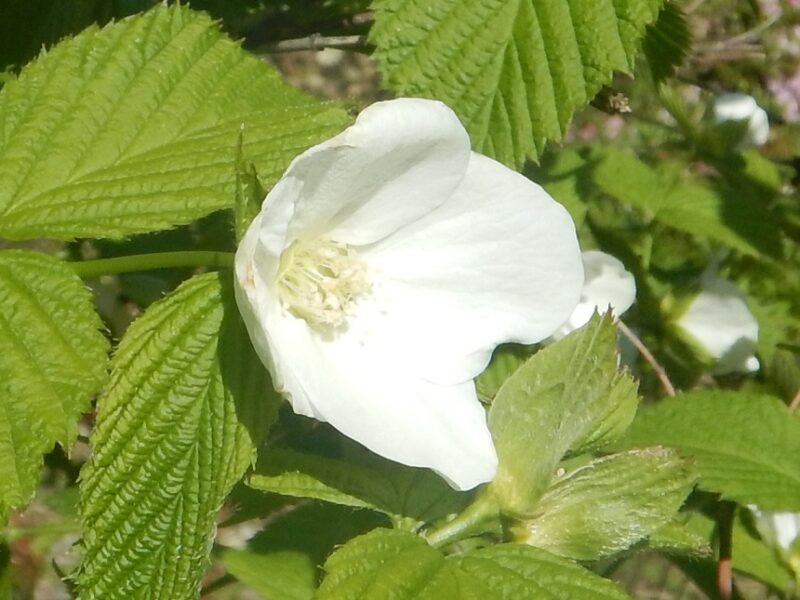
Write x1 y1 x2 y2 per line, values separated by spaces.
789 386 800 412
616 320 677 397
716 501 735 600
255 33 368 54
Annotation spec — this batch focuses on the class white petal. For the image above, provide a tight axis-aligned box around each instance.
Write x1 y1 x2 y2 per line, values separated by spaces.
357 152 584 385
551 251 637 340
771 512 800 550
257 98 471 253
263 309 498 490
676 278 759 374
713 92 769 148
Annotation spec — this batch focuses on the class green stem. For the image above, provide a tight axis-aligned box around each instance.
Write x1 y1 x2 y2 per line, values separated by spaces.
424 492 500 548
69 251 235 279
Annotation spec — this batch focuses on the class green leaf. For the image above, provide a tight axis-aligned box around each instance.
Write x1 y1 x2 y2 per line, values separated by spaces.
370 0 663 167
318 528 632 599
0 250 108 518
642 2 691 82
248 445 467 528
488 315 639 516
475 344 531 403
78 273 279 599
512 448 695 560
593 147 781 258
644 519 713 557
622 391 800 510
221 502 387 600
524 148 594 226
223 549 315 600
684 511 794 592
0 4 350 241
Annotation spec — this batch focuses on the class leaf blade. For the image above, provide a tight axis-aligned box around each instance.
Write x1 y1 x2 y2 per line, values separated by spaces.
488 315 639 515
370 0 663 166
0 5 350 240
622 391 800 510
0 250 108 518
78 273 279 599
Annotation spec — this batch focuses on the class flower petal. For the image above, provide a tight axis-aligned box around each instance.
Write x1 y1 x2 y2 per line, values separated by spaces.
675 278 759 374
550 250 636 340
258 98 471 251
262 310 498 491
356 152 584 385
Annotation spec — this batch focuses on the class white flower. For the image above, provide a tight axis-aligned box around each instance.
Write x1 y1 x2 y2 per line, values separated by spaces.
750 507 800 551
551 250 636 340
234 98 583 490
713 93 770 149
674 276 759 374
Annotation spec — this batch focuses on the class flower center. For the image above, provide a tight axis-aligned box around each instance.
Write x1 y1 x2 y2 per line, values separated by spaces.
276 238 370 328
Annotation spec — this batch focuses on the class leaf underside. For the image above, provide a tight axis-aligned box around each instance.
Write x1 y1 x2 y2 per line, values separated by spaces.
370 0 664 167
489 315 639 516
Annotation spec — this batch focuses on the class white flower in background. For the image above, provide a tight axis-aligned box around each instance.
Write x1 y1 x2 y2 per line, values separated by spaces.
673 276 759 374
551 250 636 340
712 92 770 149
750 507 800 552
234 98 583 490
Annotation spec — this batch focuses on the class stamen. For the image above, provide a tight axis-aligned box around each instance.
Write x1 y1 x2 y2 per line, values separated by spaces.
276 238 370 328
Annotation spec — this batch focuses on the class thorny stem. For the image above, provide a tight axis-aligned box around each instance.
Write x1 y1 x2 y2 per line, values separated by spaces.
69 251 235 279
616 320 677 397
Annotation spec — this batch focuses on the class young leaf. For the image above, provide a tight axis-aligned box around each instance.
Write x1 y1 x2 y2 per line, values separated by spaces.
592 147 781 258
0 4 349 241
488 315 639 516
318 528 632 599
622 391 800 510
0 250 108 519
249 445 468 528
370 0 663 167
78 273 279 599
511 448 695 560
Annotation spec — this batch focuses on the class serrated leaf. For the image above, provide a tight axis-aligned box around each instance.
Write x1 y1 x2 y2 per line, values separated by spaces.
593 147 781 258
488 315 639 516
642 2 691 82
0 250 108 518
0 5 350 241
221 502 387 600
249 445 467 528
370 0 663 167
513 448 695 560
318 528 632 599
645 519 713 557
622 391 800 510
78 273 279 599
